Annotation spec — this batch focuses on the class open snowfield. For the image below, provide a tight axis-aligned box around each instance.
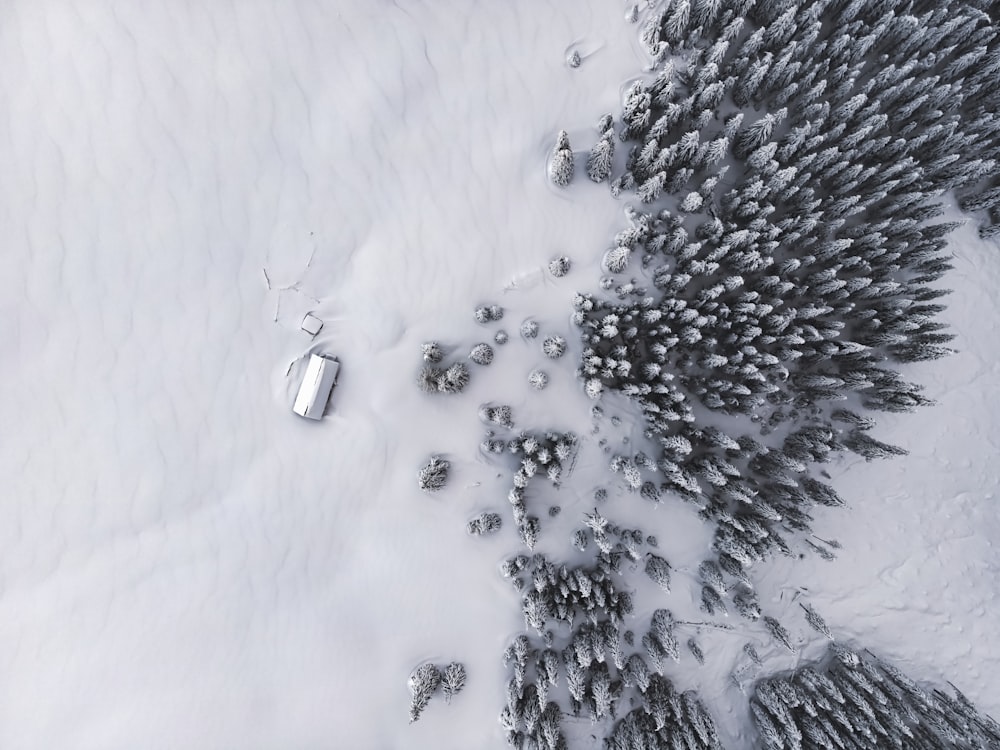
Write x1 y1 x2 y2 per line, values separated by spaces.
0 1 998 748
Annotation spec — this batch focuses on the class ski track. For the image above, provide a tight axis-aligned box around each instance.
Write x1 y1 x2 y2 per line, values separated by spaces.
0 1 998 749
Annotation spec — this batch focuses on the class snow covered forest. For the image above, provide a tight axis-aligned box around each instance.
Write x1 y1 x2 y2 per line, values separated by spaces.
426 0 1000 747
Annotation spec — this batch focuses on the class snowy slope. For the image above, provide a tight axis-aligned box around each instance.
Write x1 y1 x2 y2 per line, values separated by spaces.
0 1 998 749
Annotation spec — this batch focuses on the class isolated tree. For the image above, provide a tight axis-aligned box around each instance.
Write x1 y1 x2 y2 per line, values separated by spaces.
469 343 494 366
548 256 571 277
542 335 567 358
549 130 575 187
528 369 549 390
418 456 449 491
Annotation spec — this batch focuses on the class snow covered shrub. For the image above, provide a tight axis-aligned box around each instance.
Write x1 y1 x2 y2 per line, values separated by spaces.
584 378 603 399
408 663 442 723
467 512 502 536
421 341 443 363
548 255 571 277
606 676 721 750
417 456 449 491
548 130 575 187
469 343 494 366
762 616 795 654
528 369 549 390
541 335 567 359
520 319 539 339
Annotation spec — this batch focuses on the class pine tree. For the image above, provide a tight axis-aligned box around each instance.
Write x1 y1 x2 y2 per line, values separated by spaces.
733 110 786 160
644 553 672 592
441 662 467 703
408 663 442 723
418 456 450 491
587 133 616 183
549 130 575 187
763 615 796 653
800 603 834 640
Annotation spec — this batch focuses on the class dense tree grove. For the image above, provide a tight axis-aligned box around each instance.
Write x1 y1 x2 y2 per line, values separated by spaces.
572 0 1000 613
751 645 1000 749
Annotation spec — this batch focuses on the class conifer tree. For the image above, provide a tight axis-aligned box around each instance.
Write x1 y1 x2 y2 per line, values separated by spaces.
441 662 467 703
587 132 616 183
549 130 575 187
644 553 672 592
408 663 442 723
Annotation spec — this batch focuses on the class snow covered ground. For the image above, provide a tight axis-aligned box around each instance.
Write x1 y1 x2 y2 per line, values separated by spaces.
0 1 997 748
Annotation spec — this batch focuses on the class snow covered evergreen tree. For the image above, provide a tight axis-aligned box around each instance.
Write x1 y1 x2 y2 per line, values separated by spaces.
408 663 442 723
441 662 467 703
587 132 616 183
418 456 450 491
549 130 575 187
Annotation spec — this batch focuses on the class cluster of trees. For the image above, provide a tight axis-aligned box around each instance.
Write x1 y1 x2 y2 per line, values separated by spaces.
467 511 502 535
497 547 726 749
480 403 515 428
607 682 723 750
751 645 1000 749
482 431 577 549
418 360 470 394
475 304 505 324
500 635 567 750
408 661 467 723
500 551 634 633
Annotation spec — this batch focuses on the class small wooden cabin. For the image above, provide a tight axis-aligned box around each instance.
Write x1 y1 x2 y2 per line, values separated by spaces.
293 354 340 419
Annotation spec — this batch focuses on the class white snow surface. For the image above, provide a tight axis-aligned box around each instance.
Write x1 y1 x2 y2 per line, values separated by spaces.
0 2 998 749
